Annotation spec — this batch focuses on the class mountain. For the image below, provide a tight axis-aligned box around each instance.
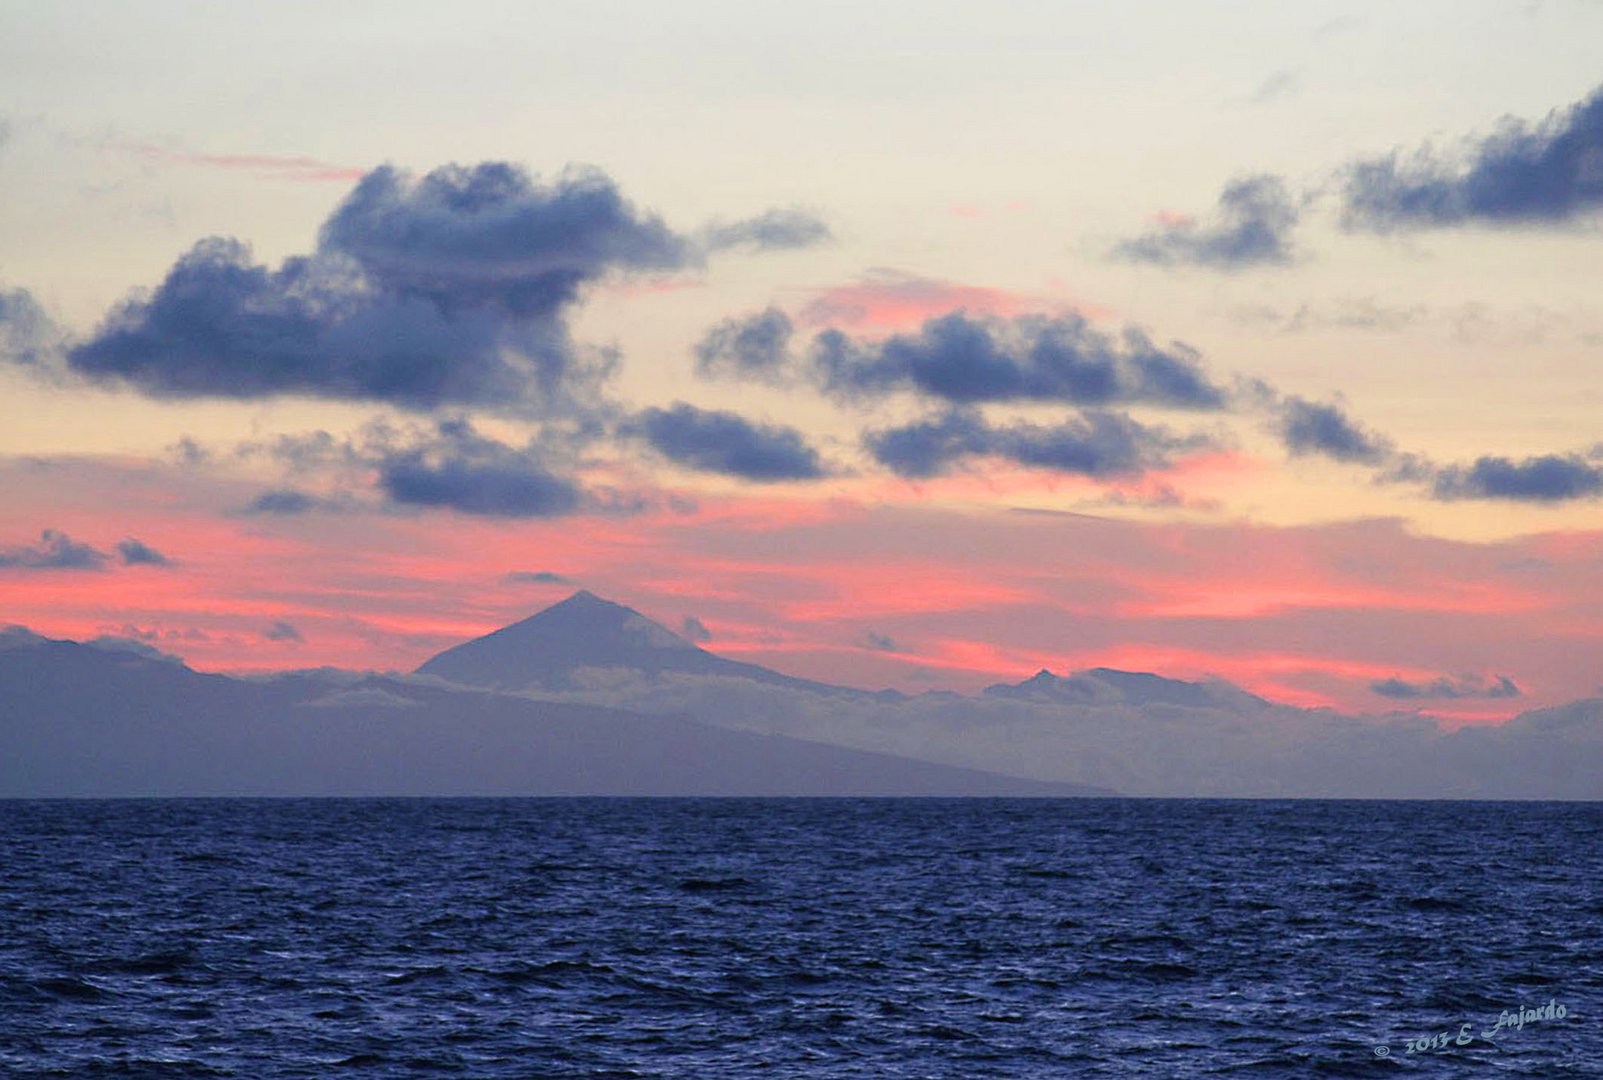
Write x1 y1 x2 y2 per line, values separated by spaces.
8 599 1600 798
417 589 895 698
0 632 1104 797
419 592 1271 712
983 667 1268 711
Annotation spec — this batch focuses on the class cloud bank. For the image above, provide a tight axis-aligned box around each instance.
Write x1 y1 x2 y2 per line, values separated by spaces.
699 309 1229 410
37 162 821 418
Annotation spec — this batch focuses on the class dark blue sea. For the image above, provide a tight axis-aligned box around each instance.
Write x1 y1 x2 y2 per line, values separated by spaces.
1 799 1597 1078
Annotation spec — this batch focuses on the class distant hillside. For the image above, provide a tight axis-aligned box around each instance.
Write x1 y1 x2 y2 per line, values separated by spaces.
0 631 1106 798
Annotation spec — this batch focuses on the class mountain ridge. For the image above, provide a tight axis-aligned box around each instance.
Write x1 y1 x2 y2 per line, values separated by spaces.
415 590 1271 706
416 590 898 699
0 631 1107 798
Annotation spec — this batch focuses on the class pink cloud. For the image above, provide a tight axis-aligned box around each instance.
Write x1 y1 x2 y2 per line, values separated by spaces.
106 139 367 183
6 456 1603 719
793 269 1108 331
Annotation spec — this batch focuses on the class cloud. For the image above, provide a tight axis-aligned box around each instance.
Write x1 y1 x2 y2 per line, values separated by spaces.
623 403 827 481
0 529 108 570
514 669 1603 799
1115 175 1299 268
1277 396 1393 464
796 269 1064 330
1431 454 1603 502
377 419 584 517
83 635 185 664
507 570 574 585
49 162 829 414
860 630 903 653
1371 674 1522 700
245 489 321 515
319 163 688 316
1248 69 1300 105
694 307 795 382
863 407 1209 480
701 208 831 253
0 287 64 372
65 236 567 411
115 538 172 567
681 615 712 643
103 138 366 183
1343 83 1603 228
813 312 1229 409
1231 297 1428 334
264 620 304 643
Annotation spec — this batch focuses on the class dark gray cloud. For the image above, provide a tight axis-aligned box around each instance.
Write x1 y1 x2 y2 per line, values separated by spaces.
377 419 583 517
1431 454 1603 502
66 236 562 411
1278 396 1393 464
1343 83 1603 229
623 403 827 481
681 616 712 643
507 570 574 585
264 621 304 643
1371 674 1521 700
812 312 1228 409
695 307 794 382
701 208 831 253
52 162 826 413
864 408 1208 480
115 538 172 567
0 529 107 570
1115 175 1299 269
860 631 903 653
320 163 688 317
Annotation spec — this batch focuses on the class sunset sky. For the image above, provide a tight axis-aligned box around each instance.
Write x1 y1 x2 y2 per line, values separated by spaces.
3 1 1603 721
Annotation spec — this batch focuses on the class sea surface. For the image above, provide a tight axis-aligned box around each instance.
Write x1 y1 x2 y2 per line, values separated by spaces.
1 798 1598 1078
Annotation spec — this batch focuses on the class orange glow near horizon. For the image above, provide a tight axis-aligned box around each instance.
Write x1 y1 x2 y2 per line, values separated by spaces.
5 456 1601 722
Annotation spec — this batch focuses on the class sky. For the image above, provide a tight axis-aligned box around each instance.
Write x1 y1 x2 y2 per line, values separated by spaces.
3 0 1603 722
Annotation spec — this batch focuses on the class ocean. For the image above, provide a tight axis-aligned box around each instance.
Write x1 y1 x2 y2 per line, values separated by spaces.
1 798 1597 1077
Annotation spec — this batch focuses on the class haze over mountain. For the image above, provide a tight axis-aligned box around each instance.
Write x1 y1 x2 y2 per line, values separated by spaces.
0 628 1100 798
408 592 1603 800
5 591 1603 799
415 590 1239 710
